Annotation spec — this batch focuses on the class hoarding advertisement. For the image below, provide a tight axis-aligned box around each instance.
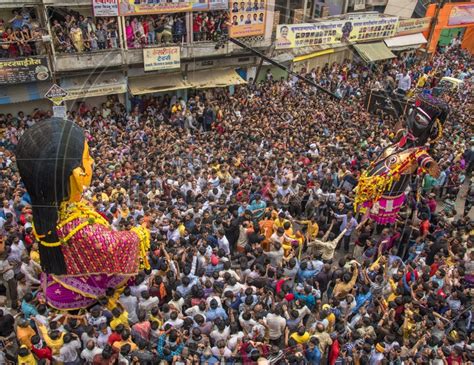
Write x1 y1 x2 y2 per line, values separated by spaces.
448 4 474 26
229 0 266 38
276 16 398 49
119 0 192 15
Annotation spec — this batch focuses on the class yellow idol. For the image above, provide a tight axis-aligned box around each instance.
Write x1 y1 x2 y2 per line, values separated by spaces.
69 141 94 202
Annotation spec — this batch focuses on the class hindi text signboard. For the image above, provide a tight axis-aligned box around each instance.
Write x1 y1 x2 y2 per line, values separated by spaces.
276 16 398 49
0 57 50 85
120 0 192 15
144 47 181 72
395 17 431 36
93 0 118 16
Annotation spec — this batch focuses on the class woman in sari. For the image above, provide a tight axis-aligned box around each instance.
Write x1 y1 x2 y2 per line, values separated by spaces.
70 23 84 52
125 19 134 48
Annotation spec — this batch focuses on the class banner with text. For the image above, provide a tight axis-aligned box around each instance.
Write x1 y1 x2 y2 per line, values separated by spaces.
144 47 181 71
276 16 398 49
229 0 266 38
93 0 118 16
0 57 50 85
448 4 474 26
120 0 192 15
395 17 431 36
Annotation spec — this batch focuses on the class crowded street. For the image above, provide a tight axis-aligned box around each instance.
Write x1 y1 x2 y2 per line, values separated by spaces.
0 28 474 365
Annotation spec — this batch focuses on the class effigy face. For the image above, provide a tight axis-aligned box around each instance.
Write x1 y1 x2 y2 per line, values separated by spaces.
406 95 449 146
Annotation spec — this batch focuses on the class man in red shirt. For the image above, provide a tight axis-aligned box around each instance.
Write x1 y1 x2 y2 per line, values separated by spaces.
31 335 53 362
419 213 430 238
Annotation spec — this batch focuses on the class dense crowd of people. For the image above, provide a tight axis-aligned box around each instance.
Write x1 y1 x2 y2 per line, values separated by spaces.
50 11 119 53
192 11 230 42
0 44 473 365
0 10 45 58
125 14 188 49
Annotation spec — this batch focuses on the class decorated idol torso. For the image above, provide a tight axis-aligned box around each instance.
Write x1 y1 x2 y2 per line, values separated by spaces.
16 118 149 310
354 95 449 224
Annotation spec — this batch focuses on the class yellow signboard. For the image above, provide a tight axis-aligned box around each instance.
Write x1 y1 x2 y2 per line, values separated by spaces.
395 17 431 36
276 16 398 49
143 47 181 72
119 0 192 15
229 0 266 38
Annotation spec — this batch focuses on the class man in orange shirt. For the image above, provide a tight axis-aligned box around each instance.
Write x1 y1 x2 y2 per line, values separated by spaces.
258 212 274 251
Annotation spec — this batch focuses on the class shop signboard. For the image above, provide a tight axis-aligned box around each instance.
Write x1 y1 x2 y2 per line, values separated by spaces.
119 0 192 15
395 17 431 36
143 47 181 72
448 4 474 26
93 0 119 16
229 0 266 38
276 16 398 49
0 56 50 85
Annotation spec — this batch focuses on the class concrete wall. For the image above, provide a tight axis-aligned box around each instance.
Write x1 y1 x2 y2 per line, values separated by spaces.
55 50 124 72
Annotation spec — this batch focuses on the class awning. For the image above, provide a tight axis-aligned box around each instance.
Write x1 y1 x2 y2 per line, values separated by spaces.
263 53 294 65
187 68 246 89
384 33 427 51
294 49 334 63
353 42 396 63
61 73 126 101
129 73 188 96
0 82 50 105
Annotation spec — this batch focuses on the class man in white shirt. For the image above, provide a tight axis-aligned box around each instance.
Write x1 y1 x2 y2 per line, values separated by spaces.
138 291 159 313
265 307 287 345
20 256 40 287
81 340 103 363
54 333 81 363
119 287 139 324
217 230 230 255
397 71 411 94
163 310 184 329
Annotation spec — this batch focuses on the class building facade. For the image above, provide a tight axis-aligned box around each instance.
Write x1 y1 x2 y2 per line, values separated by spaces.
0 0 277 113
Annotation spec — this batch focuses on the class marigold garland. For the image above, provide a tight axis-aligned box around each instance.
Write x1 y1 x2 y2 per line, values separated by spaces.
354 148 427 211
131 226 151 271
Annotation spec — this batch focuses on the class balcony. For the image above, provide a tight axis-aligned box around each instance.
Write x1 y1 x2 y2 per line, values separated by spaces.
54 48 123 72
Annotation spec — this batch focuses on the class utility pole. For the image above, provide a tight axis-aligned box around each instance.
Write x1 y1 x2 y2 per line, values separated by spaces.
38 1 57 84
253 44 275 84
426 0 447 57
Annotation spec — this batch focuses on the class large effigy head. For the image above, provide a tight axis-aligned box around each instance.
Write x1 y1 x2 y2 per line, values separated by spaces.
406 94 449 144
15 118 94 274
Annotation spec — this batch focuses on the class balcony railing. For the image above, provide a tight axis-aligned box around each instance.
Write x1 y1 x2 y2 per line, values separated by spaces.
0 39 46 60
